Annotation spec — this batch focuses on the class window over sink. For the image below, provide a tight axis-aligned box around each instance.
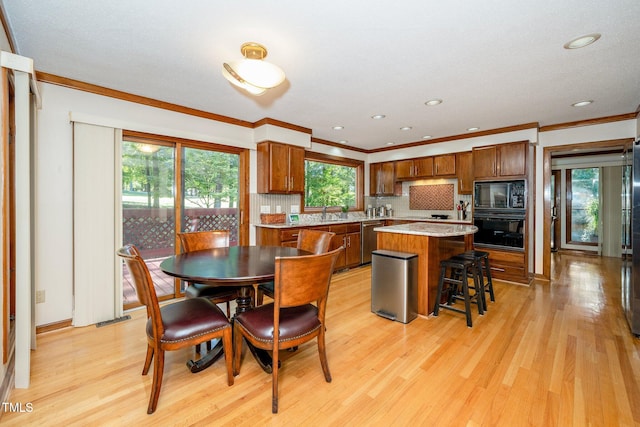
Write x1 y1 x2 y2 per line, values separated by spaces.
303 151 364 212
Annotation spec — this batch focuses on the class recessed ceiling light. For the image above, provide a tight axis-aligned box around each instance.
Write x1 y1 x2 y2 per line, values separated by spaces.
425 99 443 106
332 126 344 130
386 142 395 145
371 114 386 120
338 140 348 144
400 126 412 131
467 127 479 131
572 100 593 107
564 33 601 49
422 135 432 139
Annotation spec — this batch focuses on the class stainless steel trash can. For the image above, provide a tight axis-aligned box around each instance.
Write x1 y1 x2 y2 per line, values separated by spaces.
371 250 418 323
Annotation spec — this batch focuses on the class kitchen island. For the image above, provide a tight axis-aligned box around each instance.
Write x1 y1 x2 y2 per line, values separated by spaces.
374 222 477 316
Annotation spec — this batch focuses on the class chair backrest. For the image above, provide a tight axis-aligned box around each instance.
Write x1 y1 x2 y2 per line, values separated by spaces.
117 245 164 336
296 229 335 255
178 230 230 253
274 246 342 311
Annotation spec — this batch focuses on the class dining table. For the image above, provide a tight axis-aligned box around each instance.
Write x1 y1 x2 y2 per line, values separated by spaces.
159 245 310 373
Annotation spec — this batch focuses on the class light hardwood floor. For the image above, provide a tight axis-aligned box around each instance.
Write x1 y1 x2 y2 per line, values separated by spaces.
3 253 640 426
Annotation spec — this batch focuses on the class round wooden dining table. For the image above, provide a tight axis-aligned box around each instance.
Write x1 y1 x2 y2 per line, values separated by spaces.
160 245 310 373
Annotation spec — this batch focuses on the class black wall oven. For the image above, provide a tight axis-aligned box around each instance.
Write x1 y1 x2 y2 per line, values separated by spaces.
473 212 525 251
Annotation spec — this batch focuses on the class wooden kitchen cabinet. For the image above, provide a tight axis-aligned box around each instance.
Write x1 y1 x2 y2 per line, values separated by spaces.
370 162 399 196
479 247 530 284
395 157 433 180
257 141 305 193
456 151 473 194
434 154 456 176
473 141 528 179
256 222 361 271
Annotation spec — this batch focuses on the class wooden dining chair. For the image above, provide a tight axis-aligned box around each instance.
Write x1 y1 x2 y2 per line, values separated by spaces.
117 244 233 414
255 229 335 305
178 230 247 318
233 246 343 413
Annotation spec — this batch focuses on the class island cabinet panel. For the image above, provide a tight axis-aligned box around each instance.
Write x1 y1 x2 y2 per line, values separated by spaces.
456 151 473 194
433 154 456 176
257 141 305 193
376 232 471 315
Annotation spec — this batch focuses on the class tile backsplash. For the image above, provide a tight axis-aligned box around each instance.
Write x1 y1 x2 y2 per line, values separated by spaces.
251 178 472 224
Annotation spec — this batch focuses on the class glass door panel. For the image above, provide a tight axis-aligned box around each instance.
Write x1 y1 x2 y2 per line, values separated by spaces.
567 167 599 245
121 141 175 308
179 147 240 292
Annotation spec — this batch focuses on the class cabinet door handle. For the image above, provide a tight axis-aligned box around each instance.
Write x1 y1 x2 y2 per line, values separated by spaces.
490 267 505 272
290 176 294 189
347 236 351 247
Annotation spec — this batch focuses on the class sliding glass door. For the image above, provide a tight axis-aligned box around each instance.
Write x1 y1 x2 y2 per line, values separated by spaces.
121 134 245 309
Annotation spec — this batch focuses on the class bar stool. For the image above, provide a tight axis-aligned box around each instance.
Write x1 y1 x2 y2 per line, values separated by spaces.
433 256 484 327
452 250 495 310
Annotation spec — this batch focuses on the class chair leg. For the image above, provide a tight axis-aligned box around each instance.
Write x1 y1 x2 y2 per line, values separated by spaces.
256 288 264 306
147 348 165 414
272 344 279 414
318 328 332 383
225 301 231 318
222 327 234 386
233 322 243 376
142 344 154 375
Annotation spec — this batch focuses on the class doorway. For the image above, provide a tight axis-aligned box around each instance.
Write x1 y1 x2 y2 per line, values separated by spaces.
543 138 633 278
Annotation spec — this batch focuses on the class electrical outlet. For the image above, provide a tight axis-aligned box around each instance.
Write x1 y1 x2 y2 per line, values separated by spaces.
260 205 271 214
291 205 300 214
36 290 45 304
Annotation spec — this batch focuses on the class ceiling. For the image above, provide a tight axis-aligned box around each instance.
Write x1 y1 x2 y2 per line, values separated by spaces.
1 1 639 151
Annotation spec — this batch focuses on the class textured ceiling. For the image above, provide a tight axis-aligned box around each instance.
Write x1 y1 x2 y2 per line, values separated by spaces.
2 0 639 150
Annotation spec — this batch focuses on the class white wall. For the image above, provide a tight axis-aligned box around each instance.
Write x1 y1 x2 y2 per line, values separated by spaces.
35 83 257 325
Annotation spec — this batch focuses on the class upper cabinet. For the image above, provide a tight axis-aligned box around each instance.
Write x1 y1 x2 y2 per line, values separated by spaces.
434 154 456 176
472 141 528 179
370 162 398 196
257 141 305 194
395 157 433 180
456 151 473 194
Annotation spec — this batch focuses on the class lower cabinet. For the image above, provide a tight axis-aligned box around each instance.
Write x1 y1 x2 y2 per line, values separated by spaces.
256 222 362 271
477 247 529 284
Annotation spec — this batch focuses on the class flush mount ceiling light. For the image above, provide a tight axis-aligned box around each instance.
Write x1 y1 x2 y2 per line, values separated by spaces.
332 126 344 130
371 114 386 119
400 126 412 131
572 100 593 107
222 42 286 96
563 33 601 49
425 99 443 106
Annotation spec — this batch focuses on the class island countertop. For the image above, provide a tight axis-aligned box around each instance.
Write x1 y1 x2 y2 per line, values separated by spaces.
374 222 477 237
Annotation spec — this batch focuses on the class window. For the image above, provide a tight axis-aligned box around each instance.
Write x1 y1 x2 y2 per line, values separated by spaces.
567 167 599 245
303 152 364 212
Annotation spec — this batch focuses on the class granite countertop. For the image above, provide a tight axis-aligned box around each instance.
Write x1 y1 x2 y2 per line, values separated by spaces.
255 216 472 229
373 222 477 237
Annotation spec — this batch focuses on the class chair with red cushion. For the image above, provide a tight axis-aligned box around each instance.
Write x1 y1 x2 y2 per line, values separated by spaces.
178 230 248 317
255 229 335 305
233 246 342 413
117 244 233 414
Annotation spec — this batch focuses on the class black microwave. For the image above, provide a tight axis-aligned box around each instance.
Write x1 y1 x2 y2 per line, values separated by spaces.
474 180 526 210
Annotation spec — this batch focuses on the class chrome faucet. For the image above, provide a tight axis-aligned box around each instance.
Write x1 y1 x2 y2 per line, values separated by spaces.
321 206 327 221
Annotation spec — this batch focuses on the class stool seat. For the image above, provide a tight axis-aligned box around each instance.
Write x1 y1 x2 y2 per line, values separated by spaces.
433 256 483 327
